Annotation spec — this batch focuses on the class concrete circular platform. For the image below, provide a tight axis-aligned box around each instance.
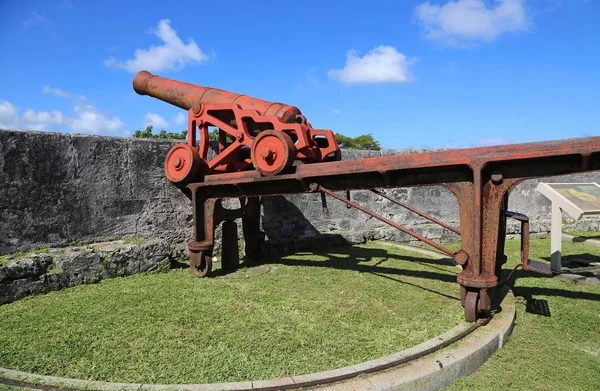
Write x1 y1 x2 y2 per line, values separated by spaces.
0 287 515 391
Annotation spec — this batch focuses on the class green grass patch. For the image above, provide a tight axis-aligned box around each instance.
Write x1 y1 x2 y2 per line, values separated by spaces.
444 236 600 391
0 243 463 384
121 236 145 245
0 248 50 265
564 228 600 240
0 385 28 391
1 237 598 389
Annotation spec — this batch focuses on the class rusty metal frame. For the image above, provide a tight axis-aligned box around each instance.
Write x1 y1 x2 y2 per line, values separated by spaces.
183 137 600 321
133 70 600 322
314 184 456 257
370 189 461 235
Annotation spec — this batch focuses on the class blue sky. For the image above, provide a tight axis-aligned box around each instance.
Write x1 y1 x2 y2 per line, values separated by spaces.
0 0 598 149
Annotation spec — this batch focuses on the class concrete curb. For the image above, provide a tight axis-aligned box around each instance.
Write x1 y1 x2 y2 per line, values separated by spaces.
0 289 515 391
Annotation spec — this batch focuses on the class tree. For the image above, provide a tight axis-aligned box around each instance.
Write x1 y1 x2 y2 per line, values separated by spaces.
132 125 224 143
208 128 219 142
334 133 381 150
132 125 187 140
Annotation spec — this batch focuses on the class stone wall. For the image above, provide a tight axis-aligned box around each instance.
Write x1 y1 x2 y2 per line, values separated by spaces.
0 129 190 254
2 129 599 304
0 239 177 305
1 128 599 257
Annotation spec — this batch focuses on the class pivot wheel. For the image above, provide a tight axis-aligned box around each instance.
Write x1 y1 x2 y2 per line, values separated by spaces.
189 250 212 278
251 130 295 176
464 289 493 322
465 290 488 322
164 143 205 186
465 290 479 322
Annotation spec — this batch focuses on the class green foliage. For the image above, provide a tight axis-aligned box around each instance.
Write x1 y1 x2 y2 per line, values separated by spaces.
208 128 219 142
132 125 187 140
47 257 61 274
132 124 221 143
122 236 145 245
0 247 50 265
334 133 381 150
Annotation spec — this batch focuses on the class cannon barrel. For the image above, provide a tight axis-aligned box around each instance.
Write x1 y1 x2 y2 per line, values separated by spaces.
133 71 302 123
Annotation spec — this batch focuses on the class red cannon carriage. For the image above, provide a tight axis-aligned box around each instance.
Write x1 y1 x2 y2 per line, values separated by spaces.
133 71 340 185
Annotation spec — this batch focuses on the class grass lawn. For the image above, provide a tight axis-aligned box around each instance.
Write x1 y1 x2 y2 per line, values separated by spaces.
444 237 600 391
0 237 598 390
0 242 464 384
564 228 600 240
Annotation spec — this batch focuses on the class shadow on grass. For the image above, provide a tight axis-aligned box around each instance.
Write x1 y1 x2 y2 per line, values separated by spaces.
170 259 189 270
542 253 600 265
503 282 600 318
569 235 600 242
269 245 458 283
265 244 461 301
369 271 460 301
272 243 600 312
511 286 600 303
501 257 600 317
525 297 551 317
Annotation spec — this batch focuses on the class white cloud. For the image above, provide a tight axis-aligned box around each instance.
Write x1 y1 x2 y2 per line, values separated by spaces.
331 109 341 114
144 113 169 129
70 103 125 134
23 12 45 27
173 112 186 126
0 102 18 124
415 0 529 47
42 85 72 99
0 100 124 134
42 85 87 101
328 46 413 85
104 19 209 73
0 101 65 130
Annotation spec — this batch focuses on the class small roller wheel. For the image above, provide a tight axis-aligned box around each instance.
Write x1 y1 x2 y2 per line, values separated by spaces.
460 285 467 308
251 130 295 176
465 290 479 322
164 143 205 186
189 250 212 278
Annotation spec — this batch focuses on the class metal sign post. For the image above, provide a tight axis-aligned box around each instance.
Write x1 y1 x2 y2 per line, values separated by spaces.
536 182 600 272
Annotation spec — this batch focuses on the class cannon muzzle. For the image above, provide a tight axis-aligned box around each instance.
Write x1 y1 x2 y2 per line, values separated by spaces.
133 71 302 123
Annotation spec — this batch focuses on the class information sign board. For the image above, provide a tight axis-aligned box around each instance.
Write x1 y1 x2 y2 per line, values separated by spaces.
536 182 600 272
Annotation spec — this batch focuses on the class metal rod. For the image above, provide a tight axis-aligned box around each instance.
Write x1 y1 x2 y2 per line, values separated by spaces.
320 191 329 214
370 189 461 235
317 184 454 256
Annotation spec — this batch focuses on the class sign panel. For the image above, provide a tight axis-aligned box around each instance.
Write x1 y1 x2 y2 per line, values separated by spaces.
537 182 600 272
546 183 600 214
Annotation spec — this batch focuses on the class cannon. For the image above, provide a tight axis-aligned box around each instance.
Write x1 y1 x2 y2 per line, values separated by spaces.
134 72 600 322
133 71 339 185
